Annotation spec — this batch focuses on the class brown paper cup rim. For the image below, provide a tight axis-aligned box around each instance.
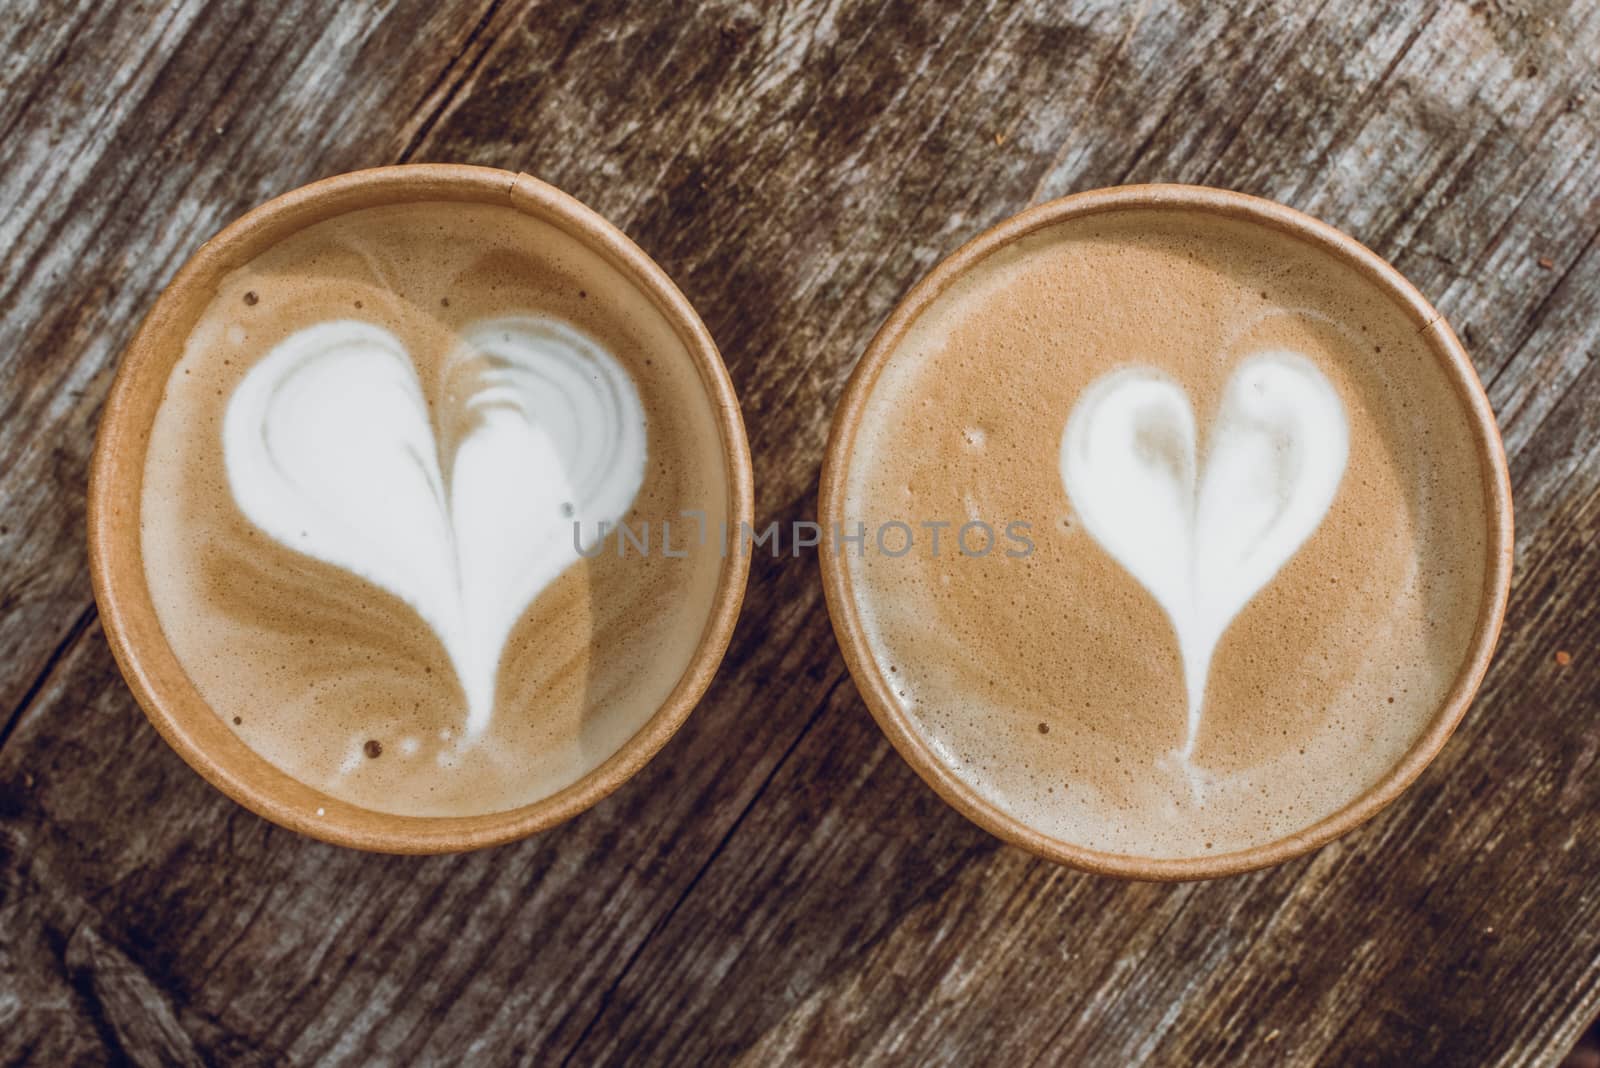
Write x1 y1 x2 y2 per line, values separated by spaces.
818 183 1514 881
88 164 754 853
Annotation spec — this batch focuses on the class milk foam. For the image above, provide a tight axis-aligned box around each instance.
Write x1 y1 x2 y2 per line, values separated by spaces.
839 207 1490 858
223 315 646 740
1059 351 1348 772
139 199 731 818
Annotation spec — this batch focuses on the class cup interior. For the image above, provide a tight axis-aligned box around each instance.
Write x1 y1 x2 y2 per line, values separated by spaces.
817 184 1513 881
88 164 753 853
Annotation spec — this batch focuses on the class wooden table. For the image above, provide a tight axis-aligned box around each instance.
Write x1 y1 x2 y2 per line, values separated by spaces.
3 2 1598 1064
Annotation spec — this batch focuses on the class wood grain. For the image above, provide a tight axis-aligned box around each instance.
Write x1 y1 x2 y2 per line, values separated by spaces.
3 1 1599 1065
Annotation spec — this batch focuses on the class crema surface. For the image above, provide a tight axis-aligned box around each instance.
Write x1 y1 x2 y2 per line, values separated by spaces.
840 208 1490 859
142 201 730 817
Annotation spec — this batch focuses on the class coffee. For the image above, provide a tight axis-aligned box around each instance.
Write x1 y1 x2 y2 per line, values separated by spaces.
832 205 1493 860
140 199 731 818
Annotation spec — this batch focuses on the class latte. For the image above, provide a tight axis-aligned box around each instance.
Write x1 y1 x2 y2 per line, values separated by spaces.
830 201 1496 862
140 199 730 818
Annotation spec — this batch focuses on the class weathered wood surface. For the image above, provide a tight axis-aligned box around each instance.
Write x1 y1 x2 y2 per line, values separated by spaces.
2 1 1599 1064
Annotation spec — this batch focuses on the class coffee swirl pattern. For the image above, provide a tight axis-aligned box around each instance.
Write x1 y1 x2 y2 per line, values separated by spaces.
141 201 730 818
1060 352 1348 789
223 317 647 740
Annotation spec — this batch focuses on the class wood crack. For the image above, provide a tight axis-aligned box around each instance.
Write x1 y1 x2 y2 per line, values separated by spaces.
398 0 509 162
0 602 95 754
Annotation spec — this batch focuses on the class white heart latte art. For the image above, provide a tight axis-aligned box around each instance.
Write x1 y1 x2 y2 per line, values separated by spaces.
1059 351 1348 764
223 317 646 740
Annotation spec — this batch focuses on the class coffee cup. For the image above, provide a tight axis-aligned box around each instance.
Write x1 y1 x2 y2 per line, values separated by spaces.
89 165 753 852
818 184 1513 879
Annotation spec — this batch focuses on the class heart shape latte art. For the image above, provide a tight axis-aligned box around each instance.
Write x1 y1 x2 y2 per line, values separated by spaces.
1059 351 1348 763
223 317 647 740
